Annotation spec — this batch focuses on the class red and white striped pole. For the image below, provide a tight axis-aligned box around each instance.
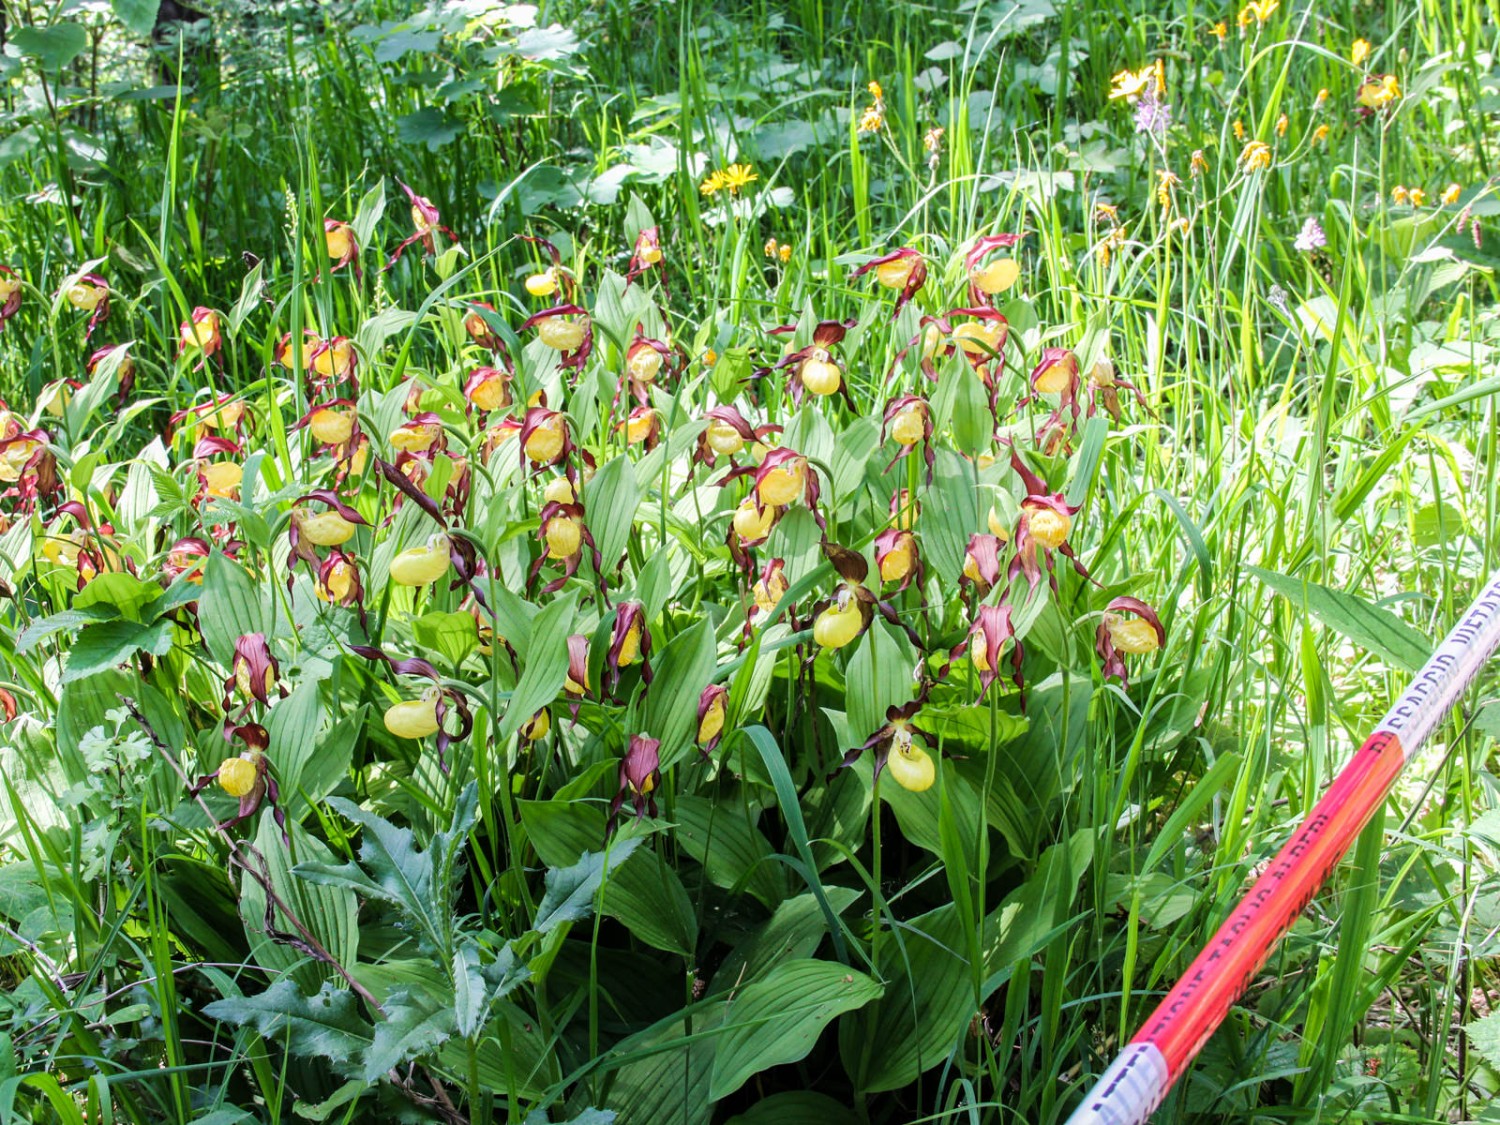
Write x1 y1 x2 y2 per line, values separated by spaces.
1066 572 1500 1125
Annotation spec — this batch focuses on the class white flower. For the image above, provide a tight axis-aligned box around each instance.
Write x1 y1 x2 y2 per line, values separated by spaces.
1294 216 1327 253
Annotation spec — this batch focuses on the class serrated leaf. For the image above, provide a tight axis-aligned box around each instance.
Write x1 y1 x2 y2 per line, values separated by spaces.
363 988 457 1081
203 979 372 1067
534 837 642 934
1465 1011 1500 1071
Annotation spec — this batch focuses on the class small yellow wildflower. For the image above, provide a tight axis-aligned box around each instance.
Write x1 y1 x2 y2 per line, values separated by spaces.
1096 202 1119 224
859 106 885 133
1108 65 1156 101
764 238 779 259
1313 124 1330 144
1408 187 1426 207
1233 119 1246 141
1240 140 1272 171
1211 21 1228 40
1391 185 1409 205
923 126 945 154
1356 73 1400 109
700 170 726 196
1190 149 1209 176
1441 183 1461 206
1275 113 1288 137
720 164 758 193
1238 0 1277 26
778 243 791 263
1351 38 1371 66
868 80 883 100
1315 88 1329 107
703 348 717 367
1156 169 1181 212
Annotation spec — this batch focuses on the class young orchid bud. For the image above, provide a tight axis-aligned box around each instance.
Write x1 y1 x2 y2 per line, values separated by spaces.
696 684 729 754
608 733 662 833
1096 596 1166 686
464 301 502 349
180 307 223 357
0 265 22 324
231 633 279 706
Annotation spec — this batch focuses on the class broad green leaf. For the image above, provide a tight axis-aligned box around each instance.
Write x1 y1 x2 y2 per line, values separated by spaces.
1246 566 1431 672
709 959 881 1099
291 1080 368 1122
412 610 479 668
644 618 719 770
63 619 175 684
844 619 918 747
203 979 372 1069
584 455 640 575
13 23 88 70
880 758 983 869
724 1092 859 1125
498 592 577 741
921 448 981 582
113 0 161 36
673 795 787 909
363 988 456 1082
199 552 270 664
16 606 116 654
710 889 860 994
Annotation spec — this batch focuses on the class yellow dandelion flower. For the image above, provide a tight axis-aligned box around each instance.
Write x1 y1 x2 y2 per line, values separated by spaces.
1233 119 1246 141
1190 148 1209 176
779 244 791 263
703 348 717 367
721 164 758 193
1408 187 1426 207
868 80 884 100
1351 38 1371 66
1312 123 1330 144
764 238 779 259
1211 21 1228 40
859 106 885 133
700 170 726 196
1391 185 1408 204
1441 183 1461 206
1315 88 1329 107
1239 140 1272 171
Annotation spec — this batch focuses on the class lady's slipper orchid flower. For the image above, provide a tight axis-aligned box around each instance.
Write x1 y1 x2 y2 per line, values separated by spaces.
851 248 927 317
229 633 281 709
964 234 1023 304
730 495 779 548
0 265 21 326
1022 347 1083 453
625 226 667 292
519 407 573 470
875 528 921 590
751 557 790 618
696 684 729 756
87 345 136 403
889 488 920 530
620 406 660 449
390 533 452 586
881 395 935 480
525 269 559 297
64 273 111 340
564 633 591 710
298 400 360 449
956 603 1024 701
521 303 593 369
164 536 212 584
0 427 58 508
750 447 821 519
1005 449 1092 593
324 219 359 276
179 307 223 359
962 532 1003 597
844 700 937 792
1096 597 1165 686
463 365 514 414
352 647 472 769
811 545 878 651
531 481 601 595
389 412 446 455
464 301 503 350
606 602 652 693
608 734 662 834
287 489 367 577
521 708 551 741
192 723 281 833
201 460 243 501
620 326 680 406
278 331 358 393
1086 359 1151 423
695 406 778 469
386 181 458 269
316 550 363 609
771 319 856 404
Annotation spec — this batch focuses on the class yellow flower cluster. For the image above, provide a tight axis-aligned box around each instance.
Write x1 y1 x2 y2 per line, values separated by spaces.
700 163 758 197
763 237 793 263
858 79 886 134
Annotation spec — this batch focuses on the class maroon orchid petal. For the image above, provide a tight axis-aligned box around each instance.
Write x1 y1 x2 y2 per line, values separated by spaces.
608 734 662 836
605 601 652 693
696 684 729 757
229 634 280 708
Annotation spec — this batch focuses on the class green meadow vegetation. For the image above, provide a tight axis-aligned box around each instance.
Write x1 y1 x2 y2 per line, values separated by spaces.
0 0 1498 1121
